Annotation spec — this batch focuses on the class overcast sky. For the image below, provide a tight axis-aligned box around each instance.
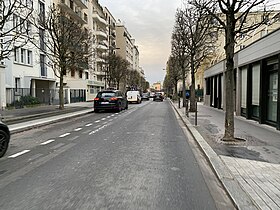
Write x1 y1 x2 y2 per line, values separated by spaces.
99 0 183 85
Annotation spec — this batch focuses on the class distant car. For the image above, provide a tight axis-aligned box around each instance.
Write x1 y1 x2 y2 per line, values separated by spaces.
127 90 141 104
0 121 10 158
153 92 164 102
150 92 155 98
94 90 128 113
141 93 150 101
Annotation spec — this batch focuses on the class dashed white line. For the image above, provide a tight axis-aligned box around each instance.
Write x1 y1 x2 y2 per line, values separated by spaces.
107 116 111 118
40 139 55 145
95 120 101 123
74 128 82 131
8 150 30 158
85 123 93 127
59 133 71 138
101 118 106 120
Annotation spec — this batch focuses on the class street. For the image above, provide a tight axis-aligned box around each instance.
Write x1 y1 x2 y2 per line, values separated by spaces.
0 100 233 210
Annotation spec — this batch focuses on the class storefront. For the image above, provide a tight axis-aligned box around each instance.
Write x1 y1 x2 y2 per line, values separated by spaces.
204 28 280 130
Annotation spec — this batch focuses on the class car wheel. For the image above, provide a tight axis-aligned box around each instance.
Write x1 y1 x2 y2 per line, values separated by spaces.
0 129 9 158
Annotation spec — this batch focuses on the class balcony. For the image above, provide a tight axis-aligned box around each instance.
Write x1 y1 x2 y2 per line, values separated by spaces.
95 43 108 51
92 11 107 26
96 58 105 63
59 0 87 24
74 0 87 9
94 30 107 39
87 79 105 87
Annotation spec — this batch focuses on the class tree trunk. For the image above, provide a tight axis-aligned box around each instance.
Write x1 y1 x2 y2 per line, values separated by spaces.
59 70 64 110
190 54 196 112
182 66 186 107
223 16 235 141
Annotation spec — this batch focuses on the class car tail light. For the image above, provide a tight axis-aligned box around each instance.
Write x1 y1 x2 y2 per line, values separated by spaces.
110 97 118 101
94 98 100 101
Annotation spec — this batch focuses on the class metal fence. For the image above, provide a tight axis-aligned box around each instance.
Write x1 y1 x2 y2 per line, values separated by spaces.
6 88 68 108
70 89 86 103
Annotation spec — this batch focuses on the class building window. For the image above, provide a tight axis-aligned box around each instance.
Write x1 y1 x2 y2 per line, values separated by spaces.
14 47 19 62
39 1 45 23
241 67 247 115
84 13 88 22
40 54 46 77
27 50 32 65
71 69 75 77
15 77 20 91
39 28 45 51
21 48 26 63
85 72 89 79
79 70 83 78
252 64 260 118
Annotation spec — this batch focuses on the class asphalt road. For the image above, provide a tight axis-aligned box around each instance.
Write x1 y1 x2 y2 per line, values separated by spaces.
0 100 233 209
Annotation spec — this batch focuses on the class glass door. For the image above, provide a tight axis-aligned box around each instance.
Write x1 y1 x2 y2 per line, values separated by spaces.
267 72 278 122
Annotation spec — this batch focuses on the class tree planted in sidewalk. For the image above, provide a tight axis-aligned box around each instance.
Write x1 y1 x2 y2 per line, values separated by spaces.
31 6 93 109
165 56 182 100
0 0 33 61
171 9 190 106
190 0 271 141
180 2 217 112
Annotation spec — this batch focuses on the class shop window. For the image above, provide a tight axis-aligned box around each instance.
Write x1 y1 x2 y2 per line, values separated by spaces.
252 64 260 118
241 67 247 115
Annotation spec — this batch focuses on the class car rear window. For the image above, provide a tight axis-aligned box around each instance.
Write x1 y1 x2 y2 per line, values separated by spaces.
97 92 116 98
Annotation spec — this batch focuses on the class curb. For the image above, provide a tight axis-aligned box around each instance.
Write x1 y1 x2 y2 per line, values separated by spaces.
9 109 93 134
170 100 258 210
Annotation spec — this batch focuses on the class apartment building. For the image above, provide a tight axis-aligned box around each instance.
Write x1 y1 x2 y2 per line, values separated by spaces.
115 22 134 69
1 0 57 109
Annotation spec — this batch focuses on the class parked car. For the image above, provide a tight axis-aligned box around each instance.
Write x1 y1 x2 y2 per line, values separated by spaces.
127 90 141 104
153 92 164 102
141 93 150 101
150 92 155 98
94 90 128 113
0 121 10 158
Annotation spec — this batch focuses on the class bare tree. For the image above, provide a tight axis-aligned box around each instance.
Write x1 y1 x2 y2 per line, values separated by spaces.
106 54 129 89
31 6 93 109
0 0 33 61
127 70 141 90
191 0 270 141
181 3 217 111
171 9 190 106
167 56 182 99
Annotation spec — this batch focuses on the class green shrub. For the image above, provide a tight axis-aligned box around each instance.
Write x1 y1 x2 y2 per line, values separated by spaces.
20 95 40 105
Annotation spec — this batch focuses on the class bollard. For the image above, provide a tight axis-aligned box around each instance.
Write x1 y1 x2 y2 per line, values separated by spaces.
186 99 189 117
195 99 198 126
178 97 181 108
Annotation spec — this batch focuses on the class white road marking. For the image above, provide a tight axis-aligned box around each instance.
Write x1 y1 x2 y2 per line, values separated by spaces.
111 114 115 116
85 123 92 127
101 118 106 120
8 150 30 158
95 120 101 123
74 128 82 131
59 133 71 138
40 139 55 145
107 116 111 118
109 119 113 122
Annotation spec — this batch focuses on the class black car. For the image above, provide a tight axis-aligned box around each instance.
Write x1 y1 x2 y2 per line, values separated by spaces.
153 92 164 102
94 90 128 113
141 93 150 101
0 121 10 158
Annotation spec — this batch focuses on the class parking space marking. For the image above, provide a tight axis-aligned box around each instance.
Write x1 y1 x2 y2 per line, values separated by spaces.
59 133 71 138
8 150 31 158
40 139 55 145
74 128 82 131
85 123 92 127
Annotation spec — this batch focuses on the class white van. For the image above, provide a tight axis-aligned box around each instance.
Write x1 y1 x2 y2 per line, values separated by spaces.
127 91 141 104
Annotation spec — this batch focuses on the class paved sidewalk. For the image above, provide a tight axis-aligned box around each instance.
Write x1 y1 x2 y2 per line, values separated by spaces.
0 102 94 133
171 99 280 210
